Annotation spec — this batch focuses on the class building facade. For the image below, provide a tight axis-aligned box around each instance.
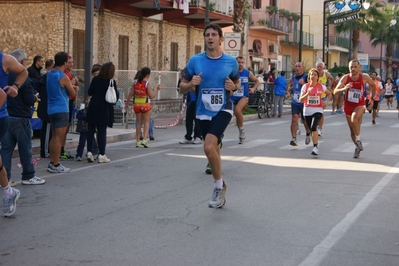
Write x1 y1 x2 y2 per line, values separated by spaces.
0 0 234 71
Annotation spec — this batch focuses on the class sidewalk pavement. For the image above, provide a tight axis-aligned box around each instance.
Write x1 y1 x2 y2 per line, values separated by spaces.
23 103 292 158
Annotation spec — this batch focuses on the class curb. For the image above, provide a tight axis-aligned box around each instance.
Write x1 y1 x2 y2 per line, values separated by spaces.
19 106 292 158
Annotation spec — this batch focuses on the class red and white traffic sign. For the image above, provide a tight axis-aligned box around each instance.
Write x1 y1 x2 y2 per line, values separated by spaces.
224 32 241 51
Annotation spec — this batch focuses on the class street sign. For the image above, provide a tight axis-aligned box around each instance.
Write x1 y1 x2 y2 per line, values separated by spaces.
224 32 241 51
225 50 239 57
358 53 369 71
331 12 359 24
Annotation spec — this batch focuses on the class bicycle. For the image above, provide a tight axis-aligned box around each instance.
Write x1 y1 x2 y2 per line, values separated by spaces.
257 87 274 119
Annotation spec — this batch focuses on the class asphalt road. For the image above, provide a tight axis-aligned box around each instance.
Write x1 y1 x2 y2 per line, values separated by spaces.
2 104 399 266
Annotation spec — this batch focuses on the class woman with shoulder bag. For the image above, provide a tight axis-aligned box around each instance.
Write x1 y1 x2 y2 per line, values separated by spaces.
86 62 118 163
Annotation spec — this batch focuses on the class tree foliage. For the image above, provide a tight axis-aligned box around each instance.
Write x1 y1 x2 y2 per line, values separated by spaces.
333 0 385 59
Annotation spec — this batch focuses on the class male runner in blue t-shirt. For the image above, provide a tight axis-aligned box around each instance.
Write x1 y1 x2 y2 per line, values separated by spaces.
231 56 259 144
46 52 78 174
179 23 240 208
286 62 310 146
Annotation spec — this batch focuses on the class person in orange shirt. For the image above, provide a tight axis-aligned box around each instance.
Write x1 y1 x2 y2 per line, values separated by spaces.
367 72 384 125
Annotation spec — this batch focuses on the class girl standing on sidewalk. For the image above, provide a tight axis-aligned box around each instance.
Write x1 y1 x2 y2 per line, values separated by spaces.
126 67 161 148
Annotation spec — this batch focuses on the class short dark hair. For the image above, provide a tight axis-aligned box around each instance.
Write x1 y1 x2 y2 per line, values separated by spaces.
45 59 54 69
98 62 115 79
91 63 102 75
33 55 43 64
280 71 285 76
54 52 68 67
203 23 223 37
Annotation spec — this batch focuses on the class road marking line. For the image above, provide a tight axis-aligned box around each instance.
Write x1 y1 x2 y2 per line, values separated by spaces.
279 141 324 150
382 144 399 155
331 142 369 153
324 122 347 126
243 120 260 125
229 139 278 149
299 160 399 266
260 121 289 126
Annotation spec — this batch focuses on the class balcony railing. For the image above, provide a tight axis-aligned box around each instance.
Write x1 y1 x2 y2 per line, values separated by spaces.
328 35 362 52
283 30 314 47
250 10 293 34
189 0 234 15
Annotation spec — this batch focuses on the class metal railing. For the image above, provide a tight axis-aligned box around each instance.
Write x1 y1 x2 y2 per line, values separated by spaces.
250 10 293 33
283 30 314 47
71 70 182 127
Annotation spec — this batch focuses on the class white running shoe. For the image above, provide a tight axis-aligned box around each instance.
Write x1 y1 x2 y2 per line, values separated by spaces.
311 146 319 156
87 152 94 162
3 188 20 217
21 176 46 185
305 135 311 145
209 181 227 208
192 138 203 144
239 129 246 144
179 138 193 144
98 154 111 163
47 163 71 173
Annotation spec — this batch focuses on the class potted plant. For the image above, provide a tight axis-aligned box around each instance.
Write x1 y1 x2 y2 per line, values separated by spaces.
278 8 290 18
209 2 216 12
266 5 278 14
290 12 300 22
257 19 266 25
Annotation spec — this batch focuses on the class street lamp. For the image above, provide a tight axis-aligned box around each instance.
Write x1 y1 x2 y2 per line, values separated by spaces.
204 0 210 27
299 0 303 62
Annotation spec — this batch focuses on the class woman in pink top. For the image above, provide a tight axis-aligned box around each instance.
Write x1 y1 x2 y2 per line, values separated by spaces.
299 68 332 156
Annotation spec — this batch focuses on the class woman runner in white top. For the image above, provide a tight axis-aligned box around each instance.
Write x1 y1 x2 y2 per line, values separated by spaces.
299 68 332 156
384 78 394 109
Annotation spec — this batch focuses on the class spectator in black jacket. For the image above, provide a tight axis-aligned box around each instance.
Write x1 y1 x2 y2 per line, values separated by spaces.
27 55 44 80
36 73 51 158
0 49 45 186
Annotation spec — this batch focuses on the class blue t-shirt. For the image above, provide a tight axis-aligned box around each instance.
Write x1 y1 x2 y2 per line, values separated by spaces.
184 52 239 118
292 73 308 106
0 52 9 119
46 69 69 115
396 79 399 100
231 68 250 102
187 91 196 103
274 76 287 96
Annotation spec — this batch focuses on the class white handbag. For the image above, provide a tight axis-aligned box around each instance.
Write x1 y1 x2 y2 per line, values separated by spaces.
105 79 117 104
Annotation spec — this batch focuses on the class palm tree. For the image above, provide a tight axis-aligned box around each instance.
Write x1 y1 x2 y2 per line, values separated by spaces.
334 0 385 60
367 5 399 80
233 0 249 56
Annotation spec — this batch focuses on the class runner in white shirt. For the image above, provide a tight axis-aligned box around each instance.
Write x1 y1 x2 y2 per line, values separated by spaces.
384 77 394 109
299 68 332 156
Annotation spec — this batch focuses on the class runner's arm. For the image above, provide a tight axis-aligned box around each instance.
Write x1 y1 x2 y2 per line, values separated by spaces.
249 72 260 93
333 75 348 94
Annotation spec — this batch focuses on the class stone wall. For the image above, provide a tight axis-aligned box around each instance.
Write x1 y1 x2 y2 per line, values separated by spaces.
0 1 203 70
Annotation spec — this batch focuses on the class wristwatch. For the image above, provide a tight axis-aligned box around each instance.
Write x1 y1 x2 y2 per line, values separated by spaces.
12 82 20 89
